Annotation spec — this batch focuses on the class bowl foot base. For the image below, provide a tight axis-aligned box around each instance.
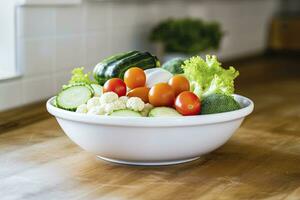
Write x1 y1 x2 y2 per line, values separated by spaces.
96 156 200 166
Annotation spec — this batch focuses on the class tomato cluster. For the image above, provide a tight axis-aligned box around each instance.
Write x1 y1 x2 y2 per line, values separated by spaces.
102 67 201 116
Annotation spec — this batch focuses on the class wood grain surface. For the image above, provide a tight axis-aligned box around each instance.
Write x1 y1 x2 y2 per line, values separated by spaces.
0 55 300 200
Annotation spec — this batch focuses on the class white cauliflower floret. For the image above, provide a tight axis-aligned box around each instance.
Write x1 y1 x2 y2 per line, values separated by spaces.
104 100 126 114
126 97 145 112
119 96 129 105
86 97 101 110
140 103 154 117
76 104 88 113
87 106 105 115
100 92 118 104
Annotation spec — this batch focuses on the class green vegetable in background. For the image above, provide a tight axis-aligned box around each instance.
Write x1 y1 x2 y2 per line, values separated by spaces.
162 58 185 74
201 94 241 114
182 55 239 98
150 18 223 54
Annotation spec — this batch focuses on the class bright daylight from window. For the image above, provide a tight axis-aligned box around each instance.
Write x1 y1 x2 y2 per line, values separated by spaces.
0 1 18 80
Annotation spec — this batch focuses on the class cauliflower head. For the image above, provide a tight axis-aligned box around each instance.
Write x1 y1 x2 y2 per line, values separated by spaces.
87 97 101 110
87 106 105 115
100 92 118 104
119 96 129 105
140 103 154 117
126 97 145 112
104 100 126 114
76 104 88 113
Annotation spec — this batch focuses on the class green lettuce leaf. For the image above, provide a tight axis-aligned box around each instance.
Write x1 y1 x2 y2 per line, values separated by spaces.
69 67 95 85
62 67 95 89
182 55 239 98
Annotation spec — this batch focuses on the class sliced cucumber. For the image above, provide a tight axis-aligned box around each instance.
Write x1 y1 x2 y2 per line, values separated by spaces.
148 107 182 117
91 84 103 97
56 85 93 111
110 109 142 117
52 96 58 107
67 83 94 93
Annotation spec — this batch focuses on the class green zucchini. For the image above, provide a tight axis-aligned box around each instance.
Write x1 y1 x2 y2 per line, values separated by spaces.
93 51 160 85
162 58 185 74
93 51 139 85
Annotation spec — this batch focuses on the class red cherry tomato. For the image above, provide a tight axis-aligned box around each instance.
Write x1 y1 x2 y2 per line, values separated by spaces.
175 91 201 115
103 78 127 97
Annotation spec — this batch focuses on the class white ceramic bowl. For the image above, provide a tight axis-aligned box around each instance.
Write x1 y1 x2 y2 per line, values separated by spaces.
47 94 253 166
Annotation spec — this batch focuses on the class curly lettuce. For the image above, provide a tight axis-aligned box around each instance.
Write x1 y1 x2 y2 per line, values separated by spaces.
182 55 239 98
62 67 95 89
69 67 95 85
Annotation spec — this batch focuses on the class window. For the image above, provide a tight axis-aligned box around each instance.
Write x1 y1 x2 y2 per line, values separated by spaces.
0 1 18 80
0 0 82 80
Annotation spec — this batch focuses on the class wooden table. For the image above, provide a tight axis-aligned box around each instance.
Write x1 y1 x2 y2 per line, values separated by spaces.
1 57 300 200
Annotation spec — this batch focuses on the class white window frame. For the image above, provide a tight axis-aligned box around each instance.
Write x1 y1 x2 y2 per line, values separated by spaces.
0 1 18 80
0 0 81 81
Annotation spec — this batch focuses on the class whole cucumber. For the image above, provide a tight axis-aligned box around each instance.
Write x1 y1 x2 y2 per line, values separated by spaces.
93 51 160 85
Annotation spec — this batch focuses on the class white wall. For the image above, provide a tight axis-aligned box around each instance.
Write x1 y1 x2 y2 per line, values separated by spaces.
0 0 279 111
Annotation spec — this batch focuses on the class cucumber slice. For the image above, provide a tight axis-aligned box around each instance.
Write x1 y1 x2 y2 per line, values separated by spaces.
148 107 182 117
110 109 142 117
56 85 93 111
91 84 103 97
52 96 58 107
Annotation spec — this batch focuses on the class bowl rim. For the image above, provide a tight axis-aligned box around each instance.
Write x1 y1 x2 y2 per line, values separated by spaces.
46 94 254 127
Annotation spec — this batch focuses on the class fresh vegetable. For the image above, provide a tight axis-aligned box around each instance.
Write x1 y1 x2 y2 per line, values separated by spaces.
126 97 145 112
140 103 154 117
100 92 119 104
93 51 138 85
56 84 93 111
104 100 126 114
98 92 126 114
175 91 201 116
119 96 129 105
80 92 148 115
124 67 146 89
168 75 190 96
53 98 58 107
162 58 185 74
127 87 150 103
103 78 127 97
90 84 103 97
110 109 142 117
87 106 105 115
182 55 239 98
87 97 101 110
148 107 182 117
201 94 240 114
145 68 173 88
93 51 160 85
55 51 243 117
68 67 95 86
76 104 88 113
150 18 223 54
143 68 158 75
148 83 175 107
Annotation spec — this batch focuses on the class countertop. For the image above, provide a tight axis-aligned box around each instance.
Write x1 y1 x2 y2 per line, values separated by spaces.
1 55 300 200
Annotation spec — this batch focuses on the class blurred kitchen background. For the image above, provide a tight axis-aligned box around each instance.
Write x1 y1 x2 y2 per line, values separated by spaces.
0 0 299 111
